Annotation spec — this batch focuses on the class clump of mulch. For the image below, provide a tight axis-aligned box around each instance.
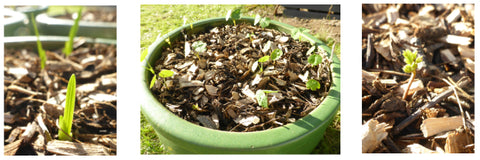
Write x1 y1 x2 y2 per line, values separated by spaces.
4 41 117 155
362 4 474 153
150 23 332 132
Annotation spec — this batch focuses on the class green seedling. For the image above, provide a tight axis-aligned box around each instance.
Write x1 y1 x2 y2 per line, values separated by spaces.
258 55 270 72
58 74 76 141
306 79 321 91
254 14 271 28
255 90 278 108
292 27 310 42
226 8 241 26
63 7 83 56
270 49 283 62
308 54 323 66
145 63 157 89
401 49 423 100
165 37 172 48
158 69 174 90
192 41 207 59
31 13 47 70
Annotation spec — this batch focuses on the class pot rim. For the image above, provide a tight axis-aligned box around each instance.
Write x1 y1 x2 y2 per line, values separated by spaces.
141 17 340 151
36 12 116 28
4 36 117 49
4 8 27 25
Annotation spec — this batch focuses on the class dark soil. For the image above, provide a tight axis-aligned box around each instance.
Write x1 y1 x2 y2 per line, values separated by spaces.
54 6 116 23
362 4 474 153
150 23 332 132
4 42 117 155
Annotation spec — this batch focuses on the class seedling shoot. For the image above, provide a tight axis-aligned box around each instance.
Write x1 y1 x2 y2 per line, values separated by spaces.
258 55 270 72
158 69 174 90
401 49 423 100
306 79 321 91
58 74 76 141
63 7 83 56
255 90 278 108
31 13 47 70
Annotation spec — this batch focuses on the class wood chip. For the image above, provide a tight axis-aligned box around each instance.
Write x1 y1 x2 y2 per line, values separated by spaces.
362 119 391 153
420 116 463 137
439 35 472 46
404 143 442 153
395 79 424 97
205 85 218 96
46 140 110 155
445 130 473 153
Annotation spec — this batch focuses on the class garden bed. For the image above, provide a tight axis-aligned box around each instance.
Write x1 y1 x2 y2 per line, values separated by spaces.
4 36 117 155
362 4 474 153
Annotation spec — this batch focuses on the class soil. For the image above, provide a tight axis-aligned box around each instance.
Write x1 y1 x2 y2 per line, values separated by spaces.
54 6 116 23
150 23 332 132
362 4 474 153
4 41 117 155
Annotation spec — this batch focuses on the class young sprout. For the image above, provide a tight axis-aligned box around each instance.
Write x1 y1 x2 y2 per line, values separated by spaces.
58 74 76 141
226 8 241 26
270 48 283 62
255 90 278 108
306 79 321 91
31 13 46 70
257 55 270 72
308 54 323 66
165 37 172 48
401 49 423 100
254 14 271 29
145 63 156 89
291 27 310 42
63 7 83 56
158 69 174 90
192 41 207 59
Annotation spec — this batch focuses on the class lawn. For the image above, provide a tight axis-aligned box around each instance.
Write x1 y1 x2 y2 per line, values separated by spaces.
140 4 340 154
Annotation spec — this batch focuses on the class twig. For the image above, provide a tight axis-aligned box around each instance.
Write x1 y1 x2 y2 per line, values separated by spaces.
383 136 402 153
366 69 411 77
392 77 471 135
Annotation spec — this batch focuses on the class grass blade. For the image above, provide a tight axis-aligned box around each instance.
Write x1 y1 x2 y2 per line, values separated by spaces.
31 13 46 70
59 74 76 141
63 7 83 56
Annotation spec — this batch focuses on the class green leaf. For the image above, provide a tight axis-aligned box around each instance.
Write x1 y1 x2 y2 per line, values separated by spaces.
291 27 310 40
59 74 76 141
258 55 270 63
192 41 207 53
31 13 46 70
231 8 241 20
63 7 83 56
254 14 261 25
149 75 157 89
306 79 321 91
401 49 422 73
270 49 283 61
256 90 268 108
259 17 271 28
308 54 323 66
158 70 174 78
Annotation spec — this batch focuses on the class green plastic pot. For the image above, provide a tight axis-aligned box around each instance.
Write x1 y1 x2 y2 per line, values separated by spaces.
35 6 116 39
4 8 28 36
4 36 116 50
141 17 340 154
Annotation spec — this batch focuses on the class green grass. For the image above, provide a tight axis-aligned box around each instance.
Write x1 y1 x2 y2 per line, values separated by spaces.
140 4 340 154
